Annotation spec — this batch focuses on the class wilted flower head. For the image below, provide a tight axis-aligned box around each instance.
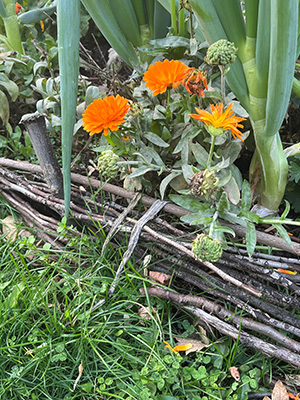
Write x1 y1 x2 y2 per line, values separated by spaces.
192 233 223 262
82 95 130 136
15 2 22 13
97 150 120 179
205 39 237 66
184 69 208 97
189 102 246 141
190 169 219 197
143 59 192 96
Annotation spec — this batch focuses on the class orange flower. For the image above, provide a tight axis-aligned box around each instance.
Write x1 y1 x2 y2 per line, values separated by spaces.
163 341 192 354
15 2 22 13
82 95 130 136
143 59 192 96
189 102 246 141
184 69 208 97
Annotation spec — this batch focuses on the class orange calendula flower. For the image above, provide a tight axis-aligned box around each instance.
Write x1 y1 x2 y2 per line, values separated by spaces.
15 2 22 13
163 341 192 354
189 102 246 141
184 69 208 97
82 95 130 136
143 59 192 96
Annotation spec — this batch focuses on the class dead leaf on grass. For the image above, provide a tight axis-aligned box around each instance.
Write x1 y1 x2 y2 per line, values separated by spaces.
1 215 30 242
137 306 157 325
263 380 289 400
149 271 171 285
229 366 240 382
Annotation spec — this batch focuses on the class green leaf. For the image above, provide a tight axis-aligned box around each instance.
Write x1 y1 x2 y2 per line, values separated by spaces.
81 0 140 68
240 210 260 224
241 180 252 211
0 89 9 125
172 127 199 154
181 212 213 226
220 211 247 228
280 200 290 219
159 172 180 199
216 192 230 213
169 194 210 213
57 0 81 216
129 165 158 178
224 176 240 205
190 142 208 168
0 73 19 101
18 4 57 24
272 223 293 247
246 221 257 257
289 160 300 183
213 225 235 237
144 131 170 148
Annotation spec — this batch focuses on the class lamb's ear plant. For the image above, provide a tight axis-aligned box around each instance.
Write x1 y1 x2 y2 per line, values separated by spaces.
187 0 299 215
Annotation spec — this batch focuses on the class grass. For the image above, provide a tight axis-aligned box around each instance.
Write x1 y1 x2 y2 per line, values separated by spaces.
0 211 293 400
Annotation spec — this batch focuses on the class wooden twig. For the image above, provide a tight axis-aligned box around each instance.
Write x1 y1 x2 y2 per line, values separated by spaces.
101 192 142 255
0 157 300 255
92 199 168 310
133 221 261 297
141 286 300 368
140 286 300 354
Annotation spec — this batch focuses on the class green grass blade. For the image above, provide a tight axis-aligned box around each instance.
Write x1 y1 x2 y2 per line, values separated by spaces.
81 0 140 68
57 0 80 216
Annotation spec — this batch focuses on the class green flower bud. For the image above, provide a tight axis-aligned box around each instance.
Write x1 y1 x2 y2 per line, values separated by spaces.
205 40 237 66
97 150 120 180
192 233 223 262
190 169 219 197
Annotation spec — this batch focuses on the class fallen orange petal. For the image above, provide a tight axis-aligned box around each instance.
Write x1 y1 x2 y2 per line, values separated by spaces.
277 268 297 275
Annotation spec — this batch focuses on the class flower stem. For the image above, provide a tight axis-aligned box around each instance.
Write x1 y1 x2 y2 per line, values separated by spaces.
220 65 226 101
207 135 216 169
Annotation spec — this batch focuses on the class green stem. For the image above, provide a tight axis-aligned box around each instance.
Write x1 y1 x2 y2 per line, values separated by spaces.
250 128 288 211
207 135 216 169
220 65 225 101
178 6 185 36
170 0 177 35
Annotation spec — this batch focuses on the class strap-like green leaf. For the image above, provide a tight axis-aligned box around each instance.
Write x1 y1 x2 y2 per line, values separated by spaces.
264 0 298 136
110 0 142 47
81 0 140 68
57 0 80 216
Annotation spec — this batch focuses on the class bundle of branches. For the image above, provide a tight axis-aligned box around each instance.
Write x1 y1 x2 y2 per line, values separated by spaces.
0 157 300 368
